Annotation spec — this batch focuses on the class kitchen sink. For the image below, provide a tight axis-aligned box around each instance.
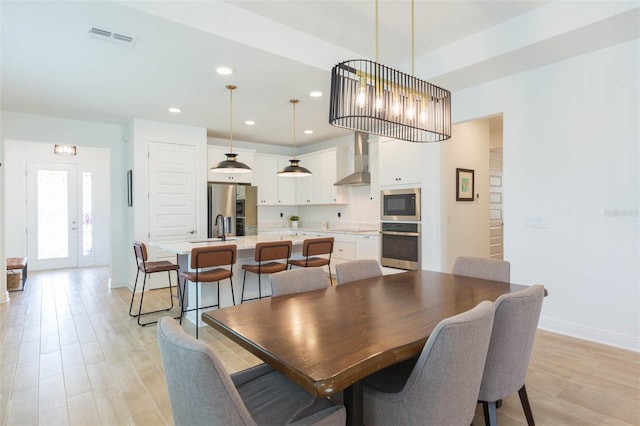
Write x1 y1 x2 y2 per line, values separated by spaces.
189 237 238 243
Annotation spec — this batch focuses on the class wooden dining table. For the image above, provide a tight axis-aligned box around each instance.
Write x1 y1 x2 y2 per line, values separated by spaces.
202 269 532 426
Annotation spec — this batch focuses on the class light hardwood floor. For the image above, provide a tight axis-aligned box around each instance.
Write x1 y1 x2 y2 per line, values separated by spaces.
1 267 638 425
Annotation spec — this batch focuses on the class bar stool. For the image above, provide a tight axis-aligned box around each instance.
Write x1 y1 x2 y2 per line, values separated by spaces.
288 237 334 280
180 245 236 339
129 241 181 326
241 240 292 303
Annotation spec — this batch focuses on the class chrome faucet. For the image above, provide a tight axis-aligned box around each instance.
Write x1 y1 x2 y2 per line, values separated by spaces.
215 214 226 241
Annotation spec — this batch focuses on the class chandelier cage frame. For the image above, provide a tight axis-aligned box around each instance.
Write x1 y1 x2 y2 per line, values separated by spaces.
329 59 451 143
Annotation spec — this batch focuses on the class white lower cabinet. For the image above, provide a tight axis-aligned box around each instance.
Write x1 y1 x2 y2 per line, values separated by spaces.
356 234 379 260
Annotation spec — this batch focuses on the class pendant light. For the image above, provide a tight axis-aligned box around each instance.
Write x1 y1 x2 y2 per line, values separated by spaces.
329 0 451 142
210 85 252 173
277 99 312 177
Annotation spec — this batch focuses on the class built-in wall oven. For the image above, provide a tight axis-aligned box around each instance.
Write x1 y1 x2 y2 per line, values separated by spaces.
381 188 421 222
380 222 421 270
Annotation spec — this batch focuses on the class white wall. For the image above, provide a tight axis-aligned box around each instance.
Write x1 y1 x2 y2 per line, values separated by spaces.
1 111 129 286
440 119 491 272
452 39 639 350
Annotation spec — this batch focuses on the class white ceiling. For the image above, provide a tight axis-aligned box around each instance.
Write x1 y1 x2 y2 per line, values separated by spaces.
2 1 638 147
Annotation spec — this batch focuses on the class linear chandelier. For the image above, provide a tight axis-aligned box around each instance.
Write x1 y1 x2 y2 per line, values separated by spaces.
210 84 252 173
278 99 312 177
329 0 451 143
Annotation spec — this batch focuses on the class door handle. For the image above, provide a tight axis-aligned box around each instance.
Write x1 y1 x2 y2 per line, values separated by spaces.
189 230 196 234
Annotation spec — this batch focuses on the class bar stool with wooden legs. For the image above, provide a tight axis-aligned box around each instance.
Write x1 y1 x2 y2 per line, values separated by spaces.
129 241 181 326
180 245 237 339
241 240 292 303
288 237 334 281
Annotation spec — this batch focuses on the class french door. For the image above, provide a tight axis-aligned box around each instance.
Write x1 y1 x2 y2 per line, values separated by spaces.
26 162 92 270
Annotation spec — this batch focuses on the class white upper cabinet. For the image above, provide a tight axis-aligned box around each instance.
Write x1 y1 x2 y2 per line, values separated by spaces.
378 137 423 186
296 148 347 205
253 154 297 205
368 140 379 202
207 146 254 184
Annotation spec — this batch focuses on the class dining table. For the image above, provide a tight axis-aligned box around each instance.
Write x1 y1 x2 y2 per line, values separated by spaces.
202 269 534 426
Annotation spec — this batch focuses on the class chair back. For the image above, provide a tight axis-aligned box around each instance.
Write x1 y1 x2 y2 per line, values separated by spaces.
452 256 510 282
335 259 382 285
303 237 334 257
190 245 237 270
479 285 545 402
270 268 330 297
133 241 148 262
254 240 292 263
366 301 495 425
156 317 255 426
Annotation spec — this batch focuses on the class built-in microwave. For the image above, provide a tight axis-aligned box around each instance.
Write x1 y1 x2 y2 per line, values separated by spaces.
380 188 421 222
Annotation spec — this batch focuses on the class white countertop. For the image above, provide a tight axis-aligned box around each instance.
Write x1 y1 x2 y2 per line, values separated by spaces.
153 234 307 255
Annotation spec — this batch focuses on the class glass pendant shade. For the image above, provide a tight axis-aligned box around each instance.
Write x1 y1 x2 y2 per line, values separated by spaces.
211 84 252 173
278 99 312 177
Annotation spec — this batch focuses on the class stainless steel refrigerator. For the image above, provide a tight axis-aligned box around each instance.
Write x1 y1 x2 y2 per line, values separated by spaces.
207 183 257 238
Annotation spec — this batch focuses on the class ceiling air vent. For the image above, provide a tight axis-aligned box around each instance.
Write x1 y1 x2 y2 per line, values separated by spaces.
89 27 137 47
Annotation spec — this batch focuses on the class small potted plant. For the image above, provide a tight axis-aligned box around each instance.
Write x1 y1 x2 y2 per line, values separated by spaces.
289 215 300 229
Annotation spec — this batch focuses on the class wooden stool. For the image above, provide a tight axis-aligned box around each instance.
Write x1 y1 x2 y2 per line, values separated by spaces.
129 242 181 326
180 245 237 339
241 240 292 303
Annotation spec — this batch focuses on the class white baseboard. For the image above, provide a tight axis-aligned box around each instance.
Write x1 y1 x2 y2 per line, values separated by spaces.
539 316 639 352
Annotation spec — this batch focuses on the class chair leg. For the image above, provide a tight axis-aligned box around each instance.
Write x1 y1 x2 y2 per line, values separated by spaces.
195 281 200 339
229 277 236 305
129 269 141 317
258 273 262 300
179 276 185 325
518 385 535 426
164 271 175 312
137 274 149 326
241 270 247 303
482 401 498 426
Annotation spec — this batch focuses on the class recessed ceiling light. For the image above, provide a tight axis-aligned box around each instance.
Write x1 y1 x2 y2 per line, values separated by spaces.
168 107 181 113
304 130 313 134
245 120 255 126
216 67 233 75
309 91 322 97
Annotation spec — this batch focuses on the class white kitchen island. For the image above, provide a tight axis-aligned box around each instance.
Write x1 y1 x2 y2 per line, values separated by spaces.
153 235 306 325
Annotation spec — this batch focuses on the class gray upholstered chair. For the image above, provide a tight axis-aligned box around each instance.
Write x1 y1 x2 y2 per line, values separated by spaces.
362 301 495 426
452 256 511 282
270 267 330 297
478 284 545 426
335 259 383 285
157 317 346 426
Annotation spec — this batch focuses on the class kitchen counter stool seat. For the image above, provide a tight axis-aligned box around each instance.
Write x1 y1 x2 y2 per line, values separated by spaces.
129 241 181 326
241 240 292 303
288 237 334 279
181 245 237 339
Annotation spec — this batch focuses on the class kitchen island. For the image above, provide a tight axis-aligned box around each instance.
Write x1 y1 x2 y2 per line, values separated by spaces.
153 235 307 325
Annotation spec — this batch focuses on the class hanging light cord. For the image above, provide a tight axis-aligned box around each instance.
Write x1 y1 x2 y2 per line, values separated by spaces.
290 99 299 160
411 0 415 76
227 84 236 153
375 0 379 62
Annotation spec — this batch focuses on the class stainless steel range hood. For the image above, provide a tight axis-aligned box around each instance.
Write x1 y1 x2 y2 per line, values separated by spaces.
334 131 371 186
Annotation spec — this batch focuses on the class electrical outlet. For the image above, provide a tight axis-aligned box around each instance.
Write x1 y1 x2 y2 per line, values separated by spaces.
280 212 283 218
338 212 341 218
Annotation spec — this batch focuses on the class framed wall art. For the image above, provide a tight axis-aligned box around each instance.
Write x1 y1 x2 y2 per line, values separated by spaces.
456 168 475 201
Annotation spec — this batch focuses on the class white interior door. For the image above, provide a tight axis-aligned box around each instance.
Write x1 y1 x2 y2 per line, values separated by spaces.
148 141 198 243
26 162 79 269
